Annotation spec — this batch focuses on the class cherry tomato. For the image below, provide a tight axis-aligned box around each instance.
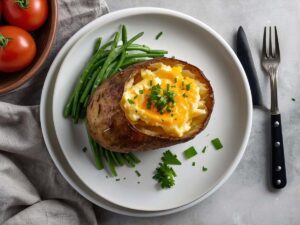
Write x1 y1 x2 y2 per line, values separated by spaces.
0 26 37 73
3 0 48 31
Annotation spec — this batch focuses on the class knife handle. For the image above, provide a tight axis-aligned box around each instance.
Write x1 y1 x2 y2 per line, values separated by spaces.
271 114 286 189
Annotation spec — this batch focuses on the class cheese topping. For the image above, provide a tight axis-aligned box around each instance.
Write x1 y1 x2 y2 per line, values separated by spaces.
120 63 209 137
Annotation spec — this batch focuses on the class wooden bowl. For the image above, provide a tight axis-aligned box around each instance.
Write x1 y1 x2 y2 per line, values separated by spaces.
0 0 58 95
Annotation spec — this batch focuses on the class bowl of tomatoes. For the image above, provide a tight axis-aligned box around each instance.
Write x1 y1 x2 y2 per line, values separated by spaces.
0 0 58 95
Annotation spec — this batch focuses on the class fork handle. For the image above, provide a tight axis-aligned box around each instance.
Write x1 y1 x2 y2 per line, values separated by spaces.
271 114 286 189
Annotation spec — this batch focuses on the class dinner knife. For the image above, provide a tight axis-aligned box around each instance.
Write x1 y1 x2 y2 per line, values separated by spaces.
236 26 263 107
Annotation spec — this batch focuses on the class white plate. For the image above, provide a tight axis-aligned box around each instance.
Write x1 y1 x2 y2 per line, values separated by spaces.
40 13 205 216
52 8 252 211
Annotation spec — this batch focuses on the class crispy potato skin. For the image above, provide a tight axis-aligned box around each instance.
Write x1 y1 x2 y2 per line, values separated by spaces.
86 58 214 153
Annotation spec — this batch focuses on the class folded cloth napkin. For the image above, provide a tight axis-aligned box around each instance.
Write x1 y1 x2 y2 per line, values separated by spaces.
0 1 108 224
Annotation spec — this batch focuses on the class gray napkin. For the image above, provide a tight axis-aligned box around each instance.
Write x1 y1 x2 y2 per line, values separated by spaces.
0 1 108 224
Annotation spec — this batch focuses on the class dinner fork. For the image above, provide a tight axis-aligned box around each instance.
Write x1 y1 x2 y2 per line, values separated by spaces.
261 26 286 189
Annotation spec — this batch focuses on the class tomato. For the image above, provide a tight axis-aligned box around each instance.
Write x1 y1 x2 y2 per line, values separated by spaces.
0 26 36 73
3 0 48 31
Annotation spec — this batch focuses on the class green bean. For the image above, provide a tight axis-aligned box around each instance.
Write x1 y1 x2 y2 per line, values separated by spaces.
125 53 164 59
104 149 117 176
70 41 114 117
121 58 147 68
93 37 102 55
115 152 125 166
88 134 104 170
122 25 127 44
123 154 135 167
63 92 75 118
91 32 144 93
128 153 141 164
109 151 120 166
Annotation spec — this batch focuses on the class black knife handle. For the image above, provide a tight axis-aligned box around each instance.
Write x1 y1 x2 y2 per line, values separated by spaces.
271 114 286 189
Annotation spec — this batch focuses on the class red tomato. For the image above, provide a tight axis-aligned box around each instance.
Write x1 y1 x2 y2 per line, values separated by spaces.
3 0 48 31
0 26 37 73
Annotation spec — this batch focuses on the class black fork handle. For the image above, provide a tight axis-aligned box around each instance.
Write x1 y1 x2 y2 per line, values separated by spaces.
271 114 286 189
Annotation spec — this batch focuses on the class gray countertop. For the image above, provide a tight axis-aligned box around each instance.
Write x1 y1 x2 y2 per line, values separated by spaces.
97 0 300 224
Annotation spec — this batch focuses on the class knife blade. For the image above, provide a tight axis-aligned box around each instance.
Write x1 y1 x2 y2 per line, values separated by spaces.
237 26 263 107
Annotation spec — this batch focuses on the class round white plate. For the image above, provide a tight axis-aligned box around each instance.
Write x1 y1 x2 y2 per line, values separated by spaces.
40 13 210 216
52 8 252 211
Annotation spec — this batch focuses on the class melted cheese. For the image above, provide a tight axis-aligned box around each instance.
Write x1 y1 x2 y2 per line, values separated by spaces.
120 63 208 137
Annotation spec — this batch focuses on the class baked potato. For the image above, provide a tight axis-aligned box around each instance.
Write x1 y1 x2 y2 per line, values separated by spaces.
86 57 214 153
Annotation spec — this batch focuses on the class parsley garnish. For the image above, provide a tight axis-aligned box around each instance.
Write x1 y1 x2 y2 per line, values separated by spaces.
153 163 176 188
127 99 134 104
162 150 182 165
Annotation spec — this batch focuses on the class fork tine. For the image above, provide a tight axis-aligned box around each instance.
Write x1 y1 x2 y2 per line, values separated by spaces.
262 27 267 58
269 27 273 57
274 26 280 58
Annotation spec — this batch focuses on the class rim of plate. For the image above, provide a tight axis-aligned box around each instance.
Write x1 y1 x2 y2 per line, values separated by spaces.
44 7 252 214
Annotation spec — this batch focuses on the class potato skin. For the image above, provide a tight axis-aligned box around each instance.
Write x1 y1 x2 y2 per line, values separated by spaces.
86 57 214 153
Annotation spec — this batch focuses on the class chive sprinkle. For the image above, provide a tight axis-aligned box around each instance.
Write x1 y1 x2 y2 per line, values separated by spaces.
183 146 198 159
292 98 296 102
192 162 196 166
116 178 120 181
139 90 144 94
155 31 163 40
186 84 191 91
211 138 223 150
202 166 208 172
82 147 87 152
127 99 134 104
183 93 188 98
135 170 141 177
134 95 138 99
202 146 207 153
174 78 177 83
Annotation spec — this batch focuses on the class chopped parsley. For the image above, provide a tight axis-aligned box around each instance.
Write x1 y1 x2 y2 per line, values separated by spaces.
82 147 87 152
186 84 191 91
183 146 198 159
155 31 163 40
135 170 141 177
162 150 182 165
153 163 176 188
202 166 208 172
211 138 223 150
127 99 134 104
201 146 207 153
139 89 144 94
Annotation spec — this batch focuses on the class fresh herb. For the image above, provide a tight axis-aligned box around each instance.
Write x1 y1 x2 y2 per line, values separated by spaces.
155 31 163 40
186 84 191 91
183 146 197 159
135 170 141 177
181 81 185 90
192 162 196 166
127 99 134 104
174 78 177 83
202 166 208 172
82 147 87 152
202 146 207 153
211 138 223 150
147 84 176 114
149 80 153 86
153 163 176 188
167 83 170 91
134 95 138 99
162 150 182 165
183 93 188 98
139 89 144 94
116 178 120 181
292 98 296 101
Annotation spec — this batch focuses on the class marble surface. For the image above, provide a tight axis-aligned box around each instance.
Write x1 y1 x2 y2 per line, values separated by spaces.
96 0 300 224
